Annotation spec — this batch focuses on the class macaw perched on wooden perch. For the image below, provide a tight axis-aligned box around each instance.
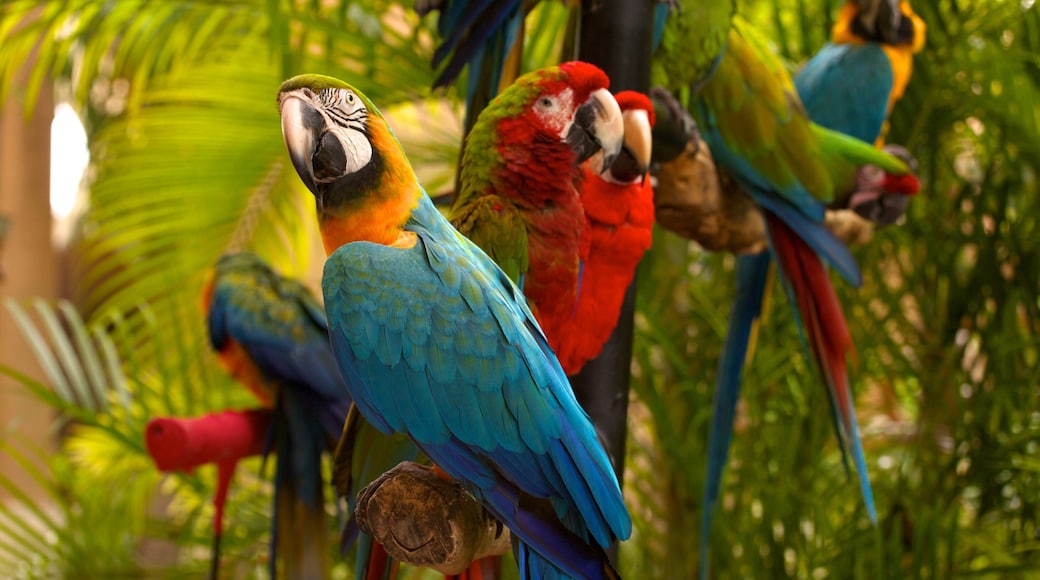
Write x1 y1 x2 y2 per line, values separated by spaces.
278 67 632 580
652 1 923 575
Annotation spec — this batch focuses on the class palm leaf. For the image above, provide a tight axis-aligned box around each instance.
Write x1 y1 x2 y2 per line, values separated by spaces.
1 298 278 575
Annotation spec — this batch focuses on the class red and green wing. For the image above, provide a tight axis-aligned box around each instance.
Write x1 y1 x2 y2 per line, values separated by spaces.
450 194 530 287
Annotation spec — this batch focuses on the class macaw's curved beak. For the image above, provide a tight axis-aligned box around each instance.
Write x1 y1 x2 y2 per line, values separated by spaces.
279 93 324 196
566 87 624 173
852 0 904 44
607 108 653 183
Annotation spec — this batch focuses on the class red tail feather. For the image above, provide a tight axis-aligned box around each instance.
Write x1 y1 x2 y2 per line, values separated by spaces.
449 555 503 580
766 215 854 428
366 541 398 580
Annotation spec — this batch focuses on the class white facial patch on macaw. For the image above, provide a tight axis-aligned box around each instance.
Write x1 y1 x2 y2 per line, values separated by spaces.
327 123 373 177
318 88 372 179
533 87 576 139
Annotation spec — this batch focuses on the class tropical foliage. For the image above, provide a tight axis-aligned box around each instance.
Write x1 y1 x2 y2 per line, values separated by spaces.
0 0 1038 577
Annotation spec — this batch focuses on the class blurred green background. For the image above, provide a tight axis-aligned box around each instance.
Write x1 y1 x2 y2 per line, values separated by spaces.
0 0 1037 577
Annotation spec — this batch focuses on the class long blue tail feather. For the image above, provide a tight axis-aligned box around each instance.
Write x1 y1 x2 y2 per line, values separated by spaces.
766 216 878 526
700 251 771 579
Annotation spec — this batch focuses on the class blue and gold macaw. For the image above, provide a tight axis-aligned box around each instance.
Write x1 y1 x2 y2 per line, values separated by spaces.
203 252 352 578
796 0 926 146
653 1 922 574
278 71 631 580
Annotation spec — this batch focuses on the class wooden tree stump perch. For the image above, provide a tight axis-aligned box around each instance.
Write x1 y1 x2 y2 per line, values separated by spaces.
354 461 512 575
654 139 769 254
653 136 880 251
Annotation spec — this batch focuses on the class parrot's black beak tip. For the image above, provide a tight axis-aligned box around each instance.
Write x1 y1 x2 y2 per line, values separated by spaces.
599 148 620 174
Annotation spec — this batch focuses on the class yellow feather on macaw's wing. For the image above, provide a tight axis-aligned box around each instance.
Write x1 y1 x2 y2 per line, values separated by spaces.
699 17 910 208
733 25 792 114
697 20 834 204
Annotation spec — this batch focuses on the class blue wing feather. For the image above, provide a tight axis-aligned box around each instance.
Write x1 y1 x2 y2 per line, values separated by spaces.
795 43 894 144
432 1 522 90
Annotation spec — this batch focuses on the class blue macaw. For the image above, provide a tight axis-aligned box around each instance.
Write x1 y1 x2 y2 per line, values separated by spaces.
652 1 923 575
278 72 631 580
203 252 352 578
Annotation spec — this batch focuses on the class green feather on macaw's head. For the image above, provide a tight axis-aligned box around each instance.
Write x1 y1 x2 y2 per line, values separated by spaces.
277 74 392 126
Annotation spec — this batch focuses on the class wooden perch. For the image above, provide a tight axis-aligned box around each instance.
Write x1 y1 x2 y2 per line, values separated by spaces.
354 461 512 575
653 138 879 252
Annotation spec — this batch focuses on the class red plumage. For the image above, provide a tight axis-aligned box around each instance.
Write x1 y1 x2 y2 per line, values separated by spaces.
766 213 855 430
881 172 920 196
457 62 619 363
553 91 656 375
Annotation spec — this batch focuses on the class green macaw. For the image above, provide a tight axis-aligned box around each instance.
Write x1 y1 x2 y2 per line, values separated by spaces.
448 61 625 377
653 1 920 574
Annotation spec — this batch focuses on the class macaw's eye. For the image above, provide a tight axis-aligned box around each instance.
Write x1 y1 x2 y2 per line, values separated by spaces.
345 91 355 104
539 97 554 108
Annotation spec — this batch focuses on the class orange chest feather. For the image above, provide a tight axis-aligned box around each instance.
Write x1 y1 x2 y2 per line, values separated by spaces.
319 124 422 254
217 340 275 407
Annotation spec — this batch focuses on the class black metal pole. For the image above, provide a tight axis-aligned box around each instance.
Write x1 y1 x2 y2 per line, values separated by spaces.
573 0 653 487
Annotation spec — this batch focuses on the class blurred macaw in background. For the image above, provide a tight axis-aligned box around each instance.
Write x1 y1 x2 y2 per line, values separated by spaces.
200 252 351 579
797 0 926 225
278 67 632 579
796 0 926 146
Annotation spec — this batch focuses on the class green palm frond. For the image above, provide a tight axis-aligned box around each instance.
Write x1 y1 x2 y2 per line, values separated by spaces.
0 1 440 115
1 298 273 576
74 40 316 343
